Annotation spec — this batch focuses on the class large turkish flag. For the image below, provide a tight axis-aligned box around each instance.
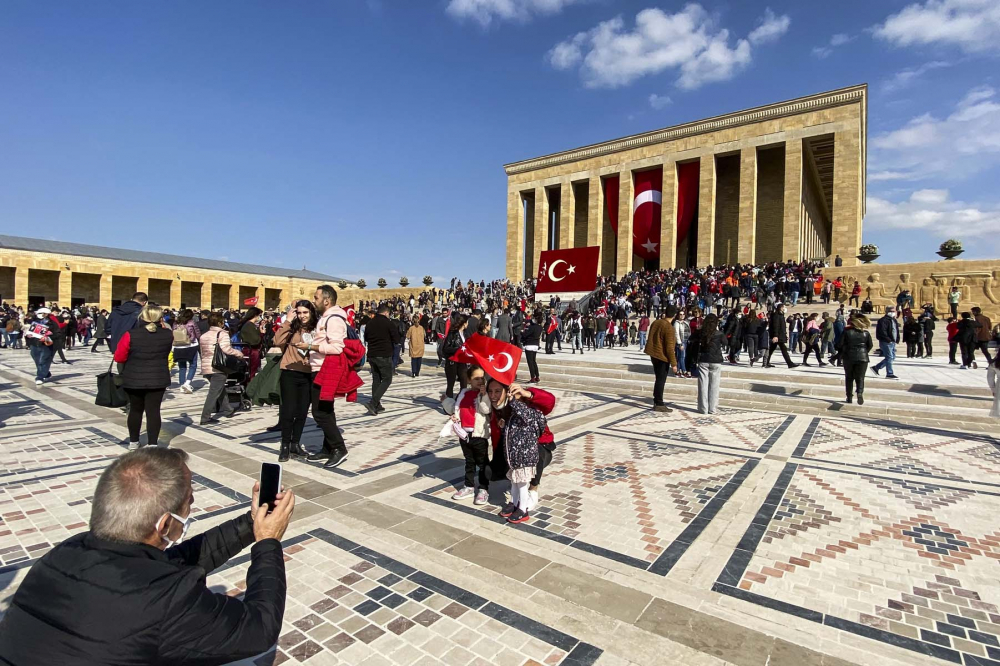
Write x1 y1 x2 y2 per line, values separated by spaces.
535 246 600 294
633 168 662 260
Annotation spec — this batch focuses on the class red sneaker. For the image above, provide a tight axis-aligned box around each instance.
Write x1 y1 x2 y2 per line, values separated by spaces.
507 508 530 524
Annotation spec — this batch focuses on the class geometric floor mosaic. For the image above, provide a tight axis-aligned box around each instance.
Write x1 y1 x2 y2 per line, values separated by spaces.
793 417 1000 488
209 527 602 666
603 407 793 454
419 430 759 574
715 462 1000 665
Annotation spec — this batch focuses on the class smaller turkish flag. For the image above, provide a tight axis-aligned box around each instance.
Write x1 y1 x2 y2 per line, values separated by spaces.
536 246 600 294
243 296 259 307
344 305 356 327
448 333 477 363
465 334 522 385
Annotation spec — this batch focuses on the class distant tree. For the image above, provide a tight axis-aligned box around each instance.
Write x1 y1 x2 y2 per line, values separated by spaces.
337 280 348 290
399 276 410 287
377 278 387 288
422 275 433 286
356 279 366 289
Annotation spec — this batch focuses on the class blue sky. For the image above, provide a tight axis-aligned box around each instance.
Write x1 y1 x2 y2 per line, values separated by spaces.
2 1 998 283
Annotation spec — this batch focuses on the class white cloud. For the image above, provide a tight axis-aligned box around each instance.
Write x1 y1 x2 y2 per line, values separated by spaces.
871 86 1000 181
881 60 950 93
547 4 789 90
648 93 672 109
811 32 853 58
446 0 583 27
866 189 1000 238
873 0 1000 52
748 8 791 45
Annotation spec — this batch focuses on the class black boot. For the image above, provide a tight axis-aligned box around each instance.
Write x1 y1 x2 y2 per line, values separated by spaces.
278 442 290 463
290 441 308 457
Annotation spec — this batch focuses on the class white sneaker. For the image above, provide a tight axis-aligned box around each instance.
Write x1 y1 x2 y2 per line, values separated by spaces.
127 441 140 451
452 486 475 501
181 383 193 394
35 379 43 387
474 489 489 505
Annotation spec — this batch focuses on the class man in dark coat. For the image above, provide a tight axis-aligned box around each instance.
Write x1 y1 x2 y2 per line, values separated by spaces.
765 303 798 368
495 309 513 343
107 292 147 353
871 306 901 379
0 447 295 666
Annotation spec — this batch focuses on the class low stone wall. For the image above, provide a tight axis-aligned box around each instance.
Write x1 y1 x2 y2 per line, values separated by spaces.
337 286 433 308
820 258 1000 321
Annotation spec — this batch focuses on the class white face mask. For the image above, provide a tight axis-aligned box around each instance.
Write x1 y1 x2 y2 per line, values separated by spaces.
158 512 192 548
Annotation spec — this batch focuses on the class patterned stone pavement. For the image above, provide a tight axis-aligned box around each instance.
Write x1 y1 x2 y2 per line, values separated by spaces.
2 345 999 666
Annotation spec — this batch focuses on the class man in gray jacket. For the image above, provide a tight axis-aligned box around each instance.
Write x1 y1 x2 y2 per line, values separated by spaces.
496 308 513 343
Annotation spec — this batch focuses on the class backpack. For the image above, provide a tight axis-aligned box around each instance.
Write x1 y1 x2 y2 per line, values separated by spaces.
172 326 192 347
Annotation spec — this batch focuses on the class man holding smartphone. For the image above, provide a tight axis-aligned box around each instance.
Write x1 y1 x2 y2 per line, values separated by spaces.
0 447 296 665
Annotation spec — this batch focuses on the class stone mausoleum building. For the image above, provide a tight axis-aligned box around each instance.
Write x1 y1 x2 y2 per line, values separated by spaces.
504 85 867 280
0 235 348 311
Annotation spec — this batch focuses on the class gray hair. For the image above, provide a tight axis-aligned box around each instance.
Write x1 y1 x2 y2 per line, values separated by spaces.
90 448 191 543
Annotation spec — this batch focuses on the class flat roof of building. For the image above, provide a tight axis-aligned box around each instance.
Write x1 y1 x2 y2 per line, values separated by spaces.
503 84 867 176
0 234 349 283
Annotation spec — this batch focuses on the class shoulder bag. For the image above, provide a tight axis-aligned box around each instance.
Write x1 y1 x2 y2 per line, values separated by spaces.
212 331 246 375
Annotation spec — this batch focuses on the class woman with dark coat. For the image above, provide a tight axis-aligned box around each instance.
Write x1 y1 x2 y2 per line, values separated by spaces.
521 314 543 383
90 310 110 352
113 305 173 449
835 314 873 404
238 307 265 380
903 316 923 358
441 314 470 399
696 314 727 415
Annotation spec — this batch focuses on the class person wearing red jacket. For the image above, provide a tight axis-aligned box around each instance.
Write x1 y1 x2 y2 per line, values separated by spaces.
489 383 556 516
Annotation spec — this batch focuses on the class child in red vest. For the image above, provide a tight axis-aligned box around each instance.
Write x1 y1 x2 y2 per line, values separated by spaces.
450 365 492 505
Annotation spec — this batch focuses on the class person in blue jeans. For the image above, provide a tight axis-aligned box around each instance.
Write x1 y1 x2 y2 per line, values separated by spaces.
871 306 901 379
25 308 57 386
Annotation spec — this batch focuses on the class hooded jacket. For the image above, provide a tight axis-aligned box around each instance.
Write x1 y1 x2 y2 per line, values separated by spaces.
107 300 144 352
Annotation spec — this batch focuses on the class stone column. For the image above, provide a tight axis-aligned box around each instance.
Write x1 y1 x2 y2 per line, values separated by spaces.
737 147 757 263
99 274 112 311
506 187 523 281
782 139 803 262
58 270 72 307
201 282 212 310
616 170 633 275
135 276 149 300
228 284 239 311
532 185 548 278
659 161 677 269
169 279 181 309
831 129 862 266
587 174 603 267
14 267 29 307
559 180 572 249
696 156 716 267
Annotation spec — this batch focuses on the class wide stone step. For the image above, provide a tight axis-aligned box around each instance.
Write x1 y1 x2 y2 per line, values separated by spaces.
523 355 992 399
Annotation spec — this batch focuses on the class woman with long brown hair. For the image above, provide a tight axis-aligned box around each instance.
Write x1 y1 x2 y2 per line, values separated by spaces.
273 300 318 461
696 313 726 415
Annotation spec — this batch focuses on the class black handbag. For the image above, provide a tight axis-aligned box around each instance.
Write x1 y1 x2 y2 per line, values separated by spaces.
212 331 245 375
95 359 127 408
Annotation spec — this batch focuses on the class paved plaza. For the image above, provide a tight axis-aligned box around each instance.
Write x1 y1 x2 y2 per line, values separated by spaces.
1 345 999 666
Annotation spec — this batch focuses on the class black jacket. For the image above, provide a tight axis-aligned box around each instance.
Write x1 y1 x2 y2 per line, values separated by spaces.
363 314 400 358
0 514 285 666
107 300 144 352
522 321 542 347
836 327 873 364
121 326 173 390
697 331 727 364
875 315 900 343
768 310 788 344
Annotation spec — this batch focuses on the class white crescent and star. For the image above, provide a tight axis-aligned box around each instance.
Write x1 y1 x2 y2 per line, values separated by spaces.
548 259 576 282
633 189 662 211
489 352 514 373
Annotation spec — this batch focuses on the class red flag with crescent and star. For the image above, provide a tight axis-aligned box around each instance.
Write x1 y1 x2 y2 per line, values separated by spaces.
535 246 600 294
463 334 521 385
343 305 356 327
632 168 662 260
448 333 477 364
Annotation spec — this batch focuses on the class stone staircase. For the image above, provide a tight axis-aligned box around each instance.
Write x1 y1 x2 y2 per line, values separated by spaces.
415 348 996 430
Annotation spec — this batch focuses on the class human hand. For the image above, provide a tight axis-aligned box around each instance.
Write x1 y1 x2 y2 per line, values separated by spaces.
771 337 778 343
253 488 295 542
249 481 288 521
450 415 460 423
293 342 309 350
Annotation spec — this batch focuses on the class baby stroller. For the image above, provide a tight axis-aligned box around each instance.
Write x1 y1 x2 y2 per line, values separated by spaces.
222 342 253 413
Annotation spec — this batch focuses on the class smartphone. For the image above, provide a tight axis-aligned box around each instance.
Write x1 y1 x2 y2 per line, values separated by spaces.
259 463 282 512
